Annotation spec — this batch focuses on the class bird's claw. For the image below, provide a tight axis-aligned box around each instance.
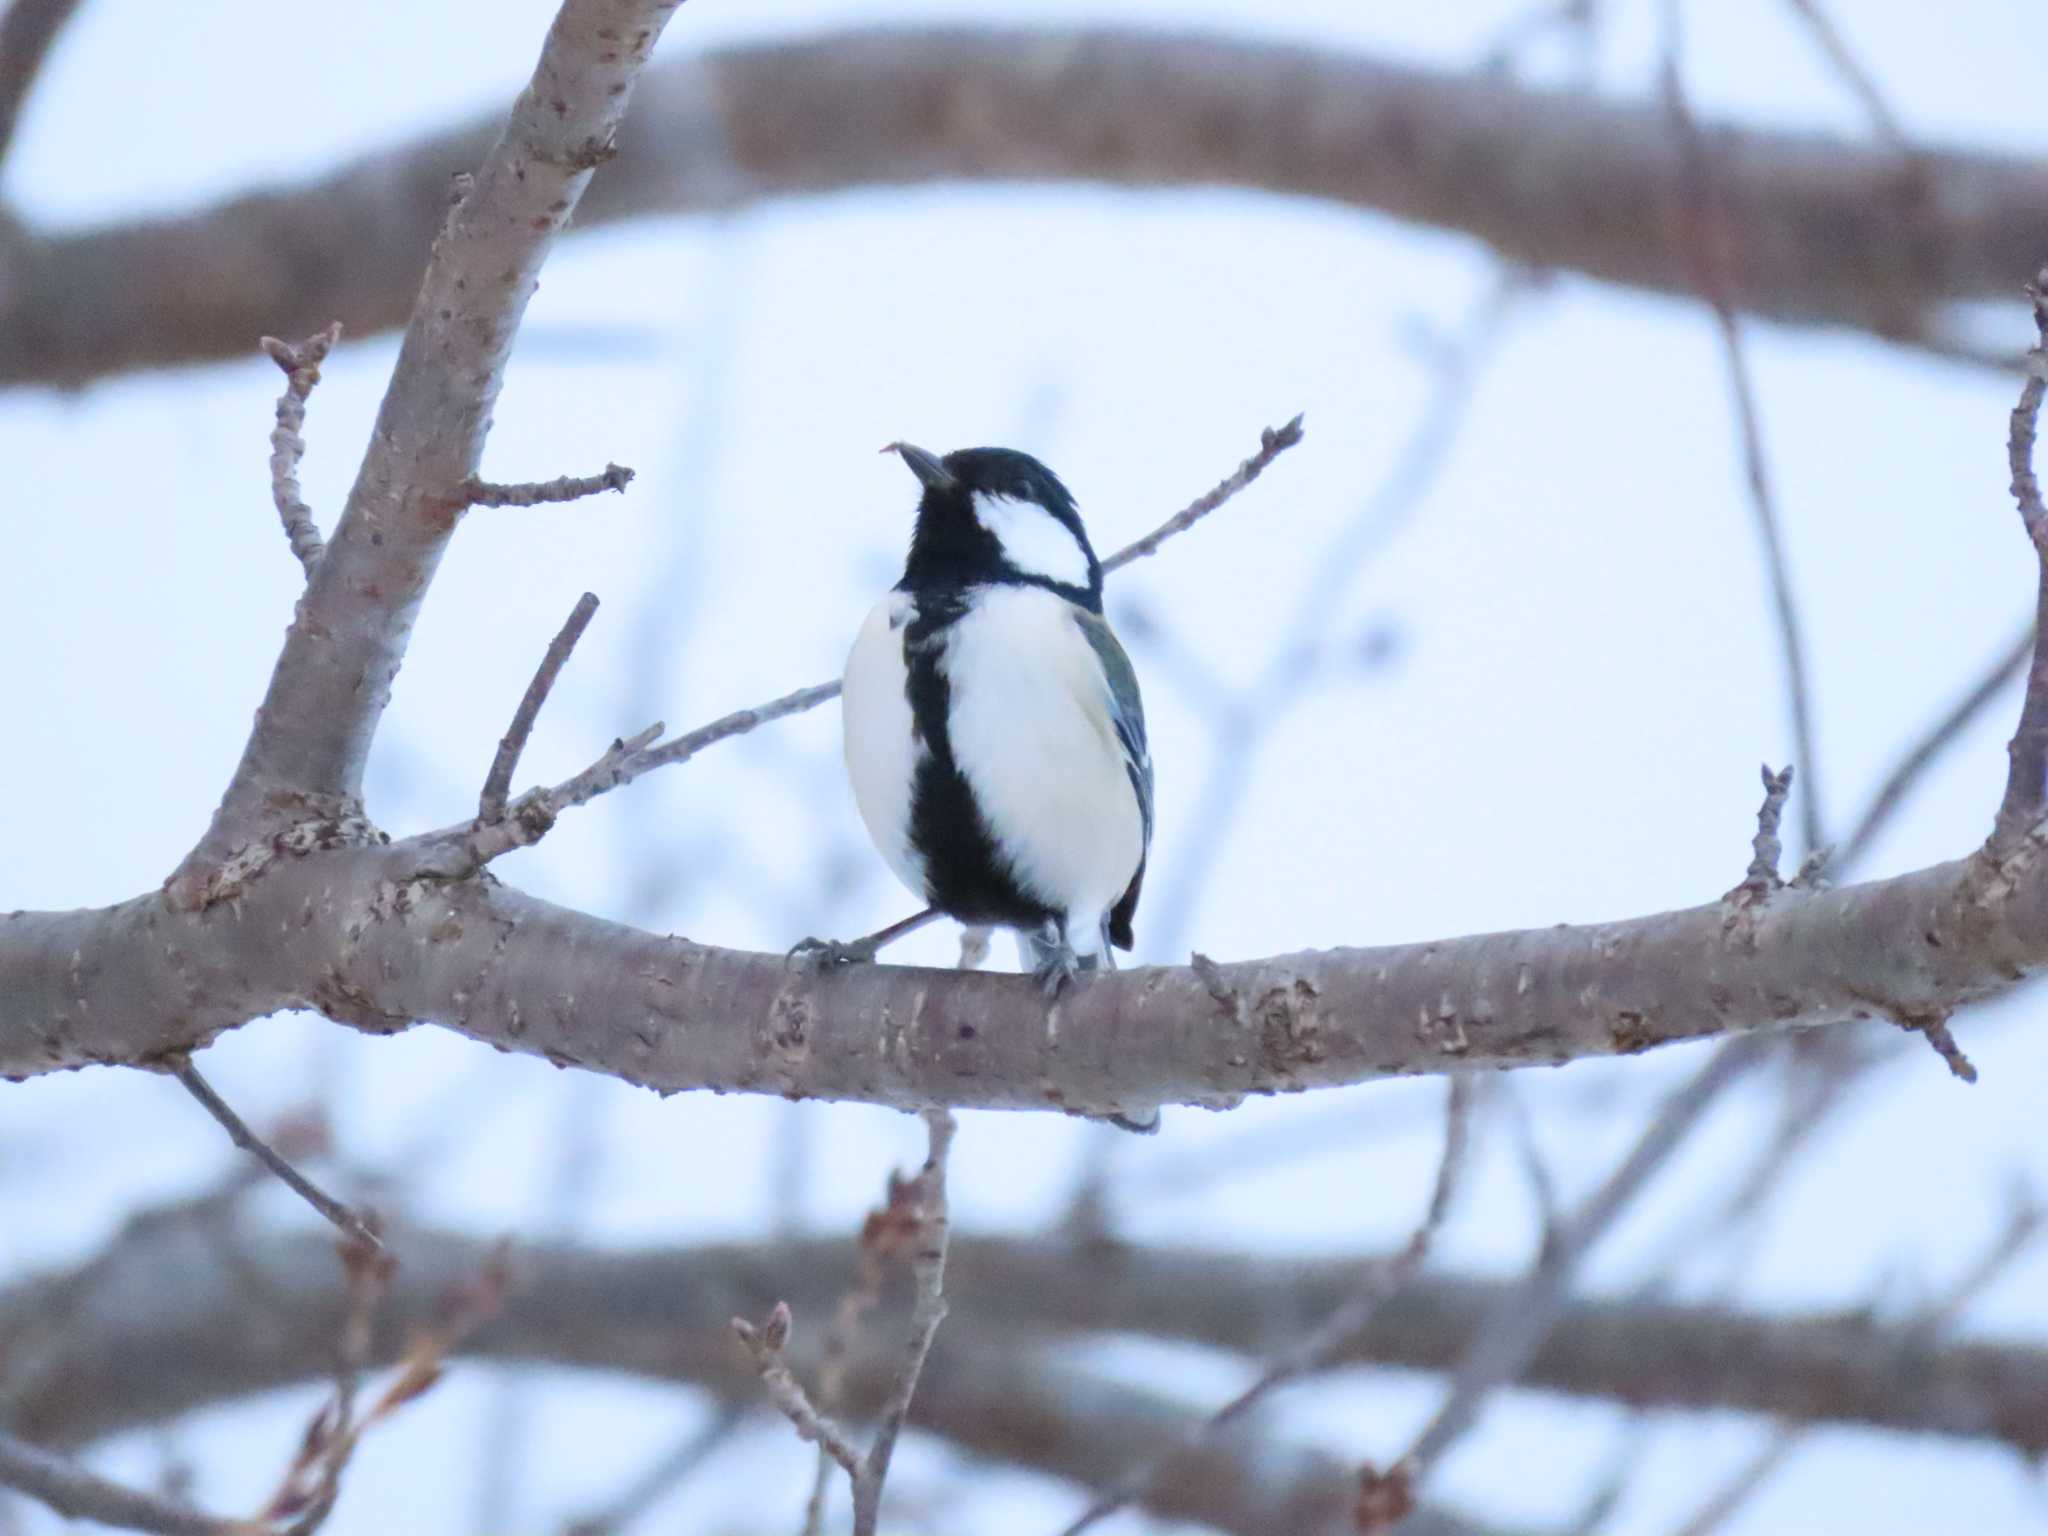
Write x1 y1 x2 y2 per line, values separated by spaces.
787 935 880 970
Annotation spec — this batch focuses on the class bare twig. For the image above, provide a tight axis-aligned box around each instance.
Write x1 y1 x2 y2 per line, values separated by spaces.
561 1406 747 1536
1780 0 1909 151
1835 620 2033 874
1101 413 1305 572
853 1109 956 1536
731 1303 863 1477
0 1431 228 1536
1733 764 1794 897
1991 272 2048 854
259 323 342 580
1059 1076 1472 1536
480 592 600 821
0 0 82 168
457 462 634 509
1402 1039 1762 1471
171 1059 382 1252
1665 1434 1799 1536
1664 30 1826 859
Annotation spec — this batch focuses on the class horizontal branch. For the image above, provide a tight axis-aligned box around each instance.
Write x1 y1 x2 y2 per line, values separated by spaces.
6 804 2045 1113
7 1223 2042 1460
2 27 2042 389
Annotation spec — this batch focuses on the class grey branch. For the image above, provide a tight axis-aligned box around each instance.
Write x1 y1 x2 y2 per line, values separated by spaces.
1992 270 2048 854
0 1430 228 1536
0 0 82 169
10 1221 2048 1464
171 1058 382 1252
1835 620 2032 875
259 322 341 580
2 28 2044 389
1665 43 1826 859
1059 1076 1469 1535
480 592 601 822
161 0 687 910
457 462 634 508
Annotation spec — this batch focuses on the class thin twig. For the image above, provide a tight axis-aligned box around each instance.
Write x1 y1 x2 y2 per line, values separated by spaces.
409 418 1304 871
1835 621 2033 874
0 1431 228 1536
1734 763 1793 897
852 1108 957 1536
1666 1435 1799 1536
1059 1075 1472 1536
1662 29 1826 860
1990 272 2048 854
0 0 83 168
259 323 342 580
480 592 600 821
561 1406 747 1536
456 463 634 508
731 1303 864 1477
172 1059 382 1252
1101 413 1304 572
1401 1038 1762 1471
1780 0 1909 152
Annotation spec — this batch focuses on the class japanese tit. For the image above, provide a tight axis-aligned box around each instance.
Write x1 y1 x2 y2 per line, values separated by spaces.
836 442 1153 995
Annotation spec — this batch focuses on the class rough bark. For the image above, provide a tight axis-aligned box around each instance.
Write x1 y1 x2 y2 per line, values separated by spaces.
7 1223 2042 1459
2 27 2044 389
6 825 2045 1114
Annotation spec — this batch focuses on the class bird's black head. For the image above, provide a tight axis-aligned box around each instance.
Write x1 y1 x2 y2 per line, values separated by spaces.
889 443 1102 608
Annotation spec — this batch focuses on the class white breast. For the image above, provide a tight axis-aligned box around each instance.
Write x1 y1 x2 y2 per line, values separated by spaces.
841 593 926 900
941 586 1144 930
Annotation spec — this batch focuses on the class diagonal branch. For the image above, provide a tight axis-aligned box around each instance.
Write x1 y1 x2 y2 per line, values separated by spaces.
164 0 688 909
0 1430 229 1536
0 0 82 168
480 591 601 822
1991 270 2048 854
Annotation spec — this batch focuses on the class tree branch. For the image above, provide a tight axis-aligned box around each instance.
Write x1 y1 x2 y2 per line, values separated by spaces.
0 0 82 169
1 27 2042 389
170 1058 381 1252
1991 269 2048 853
258 323 341 581
479 591 601 822
9 1223 2046 1462
162 0 686 910
0 1431 228 1536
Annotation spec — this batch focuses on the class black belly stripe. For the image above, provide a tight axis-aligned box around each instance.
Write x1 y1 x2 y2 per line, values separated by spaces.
900 591 1059 933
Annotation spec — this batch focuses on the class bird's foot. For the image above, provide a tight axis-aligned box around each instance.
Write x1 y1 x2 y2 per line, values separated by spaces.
786 934 883 970
1103 1107 1162 1135
1030 940 1093 998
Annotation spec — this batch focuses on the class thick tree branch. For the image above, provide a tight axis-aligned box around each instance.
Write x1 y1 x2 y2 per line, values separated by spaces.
8 1224 2045 1460
6 815 2045 1110
3 28 2045 389
163 0 684 909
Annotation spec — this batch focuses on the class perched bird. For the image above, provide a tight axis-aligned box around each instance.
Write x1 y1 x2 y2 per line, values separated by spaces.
816 442 1153 996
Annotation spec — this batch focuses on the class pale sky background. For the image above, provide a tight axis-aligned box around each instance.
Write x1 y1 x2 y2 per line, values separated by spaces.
3 3 2046 1533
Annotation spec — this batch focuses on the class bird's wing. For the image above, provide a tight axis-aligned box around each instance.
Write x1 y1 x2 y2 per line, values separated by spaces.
1071 606 1152 845
1073 607 1152 951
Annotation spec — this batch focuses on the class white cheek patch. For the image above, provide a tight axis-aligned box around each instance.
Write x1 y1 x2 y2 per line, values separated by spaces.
974 492 1092 589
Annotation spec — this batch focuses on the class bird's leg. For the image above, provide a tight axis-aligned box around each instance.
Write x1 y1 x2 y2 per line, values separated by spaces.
788 907 943 969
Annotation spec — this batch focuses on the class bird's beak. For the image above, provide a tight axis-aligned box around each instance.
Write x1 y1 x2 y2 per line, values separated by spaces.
884 441 957 493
